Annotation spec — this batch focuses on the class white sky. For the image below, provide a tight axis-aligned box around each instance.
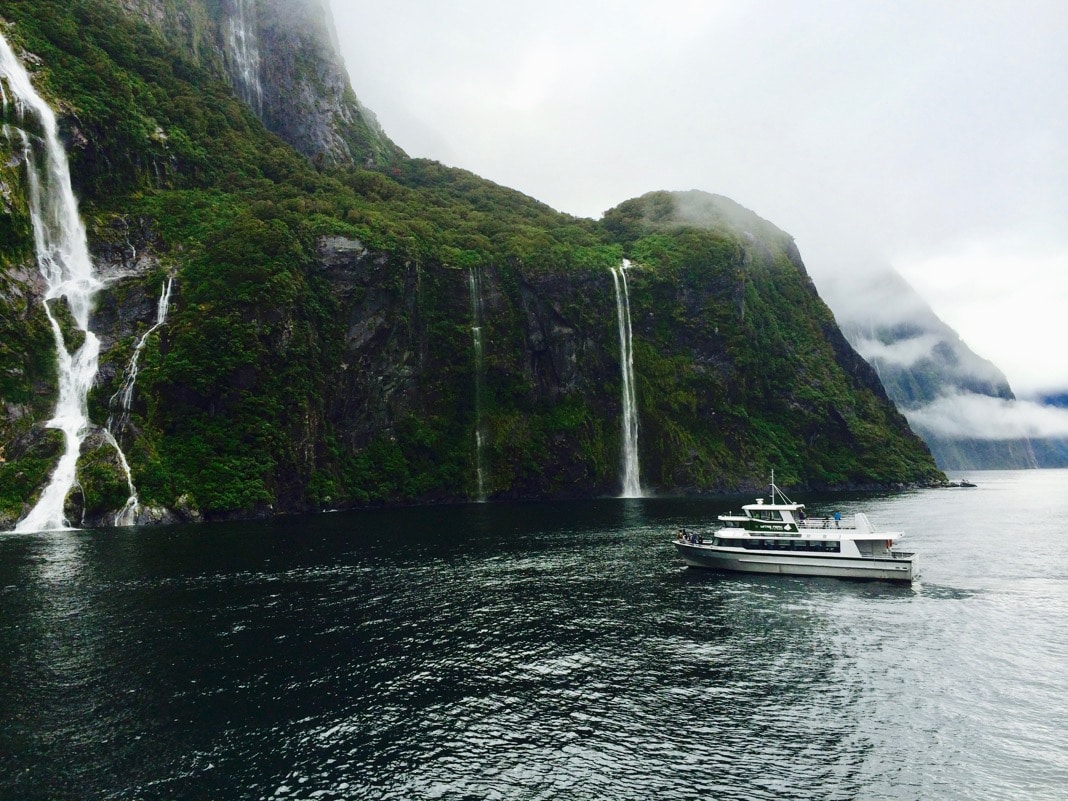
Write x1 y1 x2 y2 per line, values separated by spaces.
332 0 1068 397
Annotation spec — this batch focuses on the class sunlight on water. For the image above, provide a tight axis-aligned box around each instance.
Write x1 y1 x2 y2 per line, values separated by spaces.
2 473 1067 799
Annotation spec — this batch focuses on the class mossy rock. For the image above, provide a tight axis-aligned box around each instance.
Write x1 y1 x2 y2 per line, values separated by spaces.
0 427 64 527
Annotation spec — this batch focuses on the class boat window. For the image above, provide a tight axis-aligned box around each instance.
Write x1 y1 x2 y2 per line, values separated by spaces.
741 539 840 553
751 510 783 521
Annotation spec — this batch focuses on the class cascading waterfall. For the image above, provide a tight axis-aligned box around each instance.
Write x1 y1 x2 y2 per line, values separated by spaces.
103 429 139 527
0 33 113 532
468 268 487 502
225 0 264 115
107 278 173 437
610 260 642 498
105 277 174 526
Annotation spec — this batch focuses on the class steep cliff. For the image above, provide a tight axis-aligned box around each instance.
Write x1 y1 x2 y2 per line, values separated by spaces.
117 0 403 166
0 1 942 528
601 191 935 488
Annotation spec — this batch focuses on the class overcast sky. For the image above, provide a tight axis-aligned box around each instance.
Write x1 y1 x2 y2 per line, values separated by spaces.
332 0 1068 398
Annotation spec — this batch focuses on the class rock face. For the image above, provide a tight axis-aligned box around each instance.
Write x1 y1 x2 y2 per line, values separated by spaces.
118 0 403 166
0 4 943 528
315 236 422 455
38 200 941 526
310 235 625 501
256 0 402 166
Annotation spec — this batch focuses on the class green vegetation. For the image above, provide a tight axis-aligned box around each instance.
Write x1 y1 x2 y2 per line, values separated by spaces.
0 430 62 525
607 192 941 489
0 0 941 526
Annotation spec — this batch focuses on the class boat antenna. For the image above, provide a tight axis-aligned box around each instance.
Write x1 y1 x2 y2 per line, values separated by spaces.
770 469 795 505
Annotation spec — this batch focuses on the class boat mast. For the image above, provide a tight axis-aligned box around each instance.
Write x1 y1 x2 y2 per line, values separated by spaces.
769 469 794 506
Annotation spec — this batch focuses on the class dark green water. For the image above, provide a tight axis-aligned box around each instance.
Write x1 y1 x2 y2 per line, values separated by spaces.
2 471 1066 800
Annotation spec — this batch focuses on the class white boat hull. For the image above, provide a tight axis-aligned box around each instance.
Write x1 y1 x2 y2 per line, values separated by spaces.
675 542 916 582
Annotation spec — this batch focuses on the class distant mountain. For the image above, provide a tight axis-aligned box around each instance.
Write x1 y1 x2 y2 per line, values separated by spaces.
819 268 1068 470
1038 392 1068 408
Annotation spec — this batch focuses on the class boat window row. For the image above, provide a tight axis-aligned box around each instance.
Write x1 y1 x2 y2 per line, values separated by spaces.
749 510 785 521
716 538 840 553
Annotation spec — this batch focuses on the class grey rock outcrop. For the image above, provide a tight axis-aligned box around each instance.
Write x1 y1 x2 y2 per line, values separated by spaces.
118 0 404 166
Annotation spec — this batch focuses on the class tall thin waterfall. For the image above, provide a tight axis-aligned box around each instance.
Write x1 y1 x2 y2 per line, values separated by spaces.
225 0 264 115
0 34 112 532
106 277 174 526
611 260 642 498
107 278 174 438
468 268 487 502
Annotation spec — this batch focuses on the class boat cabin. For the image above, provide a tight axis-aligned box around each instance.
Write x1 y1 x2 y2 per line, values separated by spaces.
719 498 806 533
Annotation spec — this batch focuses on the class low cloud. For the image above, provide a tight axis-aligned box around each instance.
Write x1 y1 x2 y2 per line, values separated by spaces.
818 269 934 330
853 334 939 369
905 392 1068 440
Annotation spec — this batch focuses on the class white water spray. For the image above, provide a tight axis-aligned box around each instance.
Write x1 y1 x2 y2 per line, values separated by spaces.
105 277 174 525
225 0 264 115
107 278 173 437
103 428 140 527
611 260 642 498
468 268 487 502
0 34 107 532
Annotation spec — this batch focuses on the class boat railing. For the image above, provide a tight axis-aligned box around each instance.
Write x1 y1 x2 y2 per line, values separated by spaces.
799 519 855 530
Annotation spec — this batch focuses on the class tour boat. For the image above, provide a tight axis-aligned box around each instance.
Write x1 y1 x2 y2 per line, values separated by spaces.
674 479 917 582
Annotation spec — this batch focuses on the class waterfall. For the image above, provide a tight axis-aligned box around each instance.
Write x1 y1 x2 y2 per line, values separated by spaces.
107 278 173 437
225 0 264 115
468 268 487 502
103 428 140 527
105 277 174 526
611 260 642 498
0 34 112 532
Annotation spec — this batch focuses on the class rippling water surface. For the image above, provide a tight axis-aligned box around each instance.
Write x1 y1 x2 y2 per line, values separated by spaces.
2 470 1067 800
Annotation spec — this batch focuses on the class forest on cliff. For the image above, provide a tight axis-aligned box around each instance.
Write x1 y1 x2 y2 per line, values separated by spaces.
0 0 942 528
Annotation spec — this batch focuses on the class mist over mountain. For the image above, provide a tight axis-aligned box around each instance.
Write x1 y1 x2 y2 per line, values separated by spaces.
119 0 403 166
0 0 941 528
819 267 1068 469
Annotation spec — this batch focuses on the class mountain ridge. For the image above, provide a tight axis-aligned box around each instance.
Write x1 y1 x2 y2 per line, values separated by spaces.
820 266 1068 470
0 0 943 528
